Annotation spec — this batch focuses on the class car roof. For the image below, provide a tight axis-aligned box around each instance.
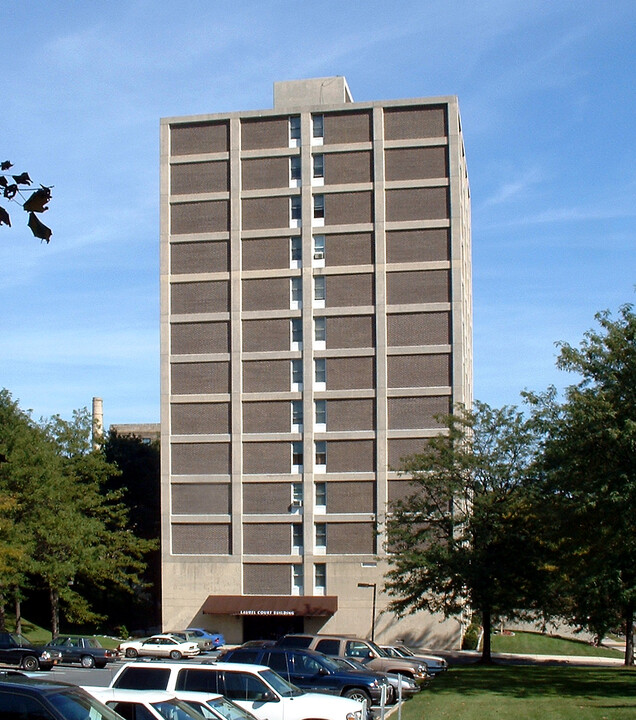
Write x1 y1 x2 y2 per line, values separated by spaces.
120 661 273 673
90 688 180 702
0 676 81 694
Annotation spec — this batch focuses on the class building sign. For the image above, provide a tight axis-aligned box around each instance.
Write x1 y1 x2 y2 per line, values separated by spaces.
239 609 295 616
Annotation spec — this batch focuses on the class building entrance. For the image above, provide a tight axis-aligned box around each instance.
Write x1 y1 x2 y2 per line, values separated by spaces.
243 614 304 642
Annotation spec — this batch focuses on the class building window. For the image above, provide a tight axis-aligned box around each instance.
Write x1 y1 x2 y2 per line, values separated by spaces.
289 116 301 142
313 154 324 179
290 236 302 265
315 444 327 471
314 276 326 304
292 481 303 505
313 235 325 262
292 359 303 388
315 523 327 553
292 524 304 554
292 443 303 470
315 399 327 427
290 155 301 182
291 318 302 348
312 114 324 139
291 196 302 222
291 276 302 308
292 400 304 428
315 358 326 385
314 317 326 345
292 564 303 595
315 563 326 595
313 194 325 219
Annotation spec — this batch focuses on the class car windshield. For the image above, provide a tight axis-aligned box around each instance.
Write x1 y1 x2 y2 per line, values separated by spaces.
152 699 206 720
314 654 342 672
396 646 414 657
208 697 260 720
49 689 123 720
8 634 34 648
382 647 401 658
258 669 303 697
366 641 388 657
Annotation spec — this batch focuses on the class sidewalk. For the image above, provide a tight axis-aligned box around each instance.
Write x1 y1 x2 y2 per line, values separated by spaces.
442 648 626 667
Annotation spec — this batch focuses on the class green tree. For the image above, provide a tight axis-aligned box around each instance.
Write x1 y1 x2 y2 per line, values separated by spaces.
384 402 548 663
528 303 636 665
0 161 53 241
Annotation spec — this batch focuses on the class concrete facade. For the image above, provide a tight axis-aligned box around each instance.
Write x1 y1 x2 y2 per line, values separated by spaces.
160 78 472 649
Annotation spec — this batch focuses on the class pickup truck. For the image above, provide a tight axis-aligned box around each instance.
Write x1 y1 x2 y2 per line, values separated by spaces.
0 632 62 671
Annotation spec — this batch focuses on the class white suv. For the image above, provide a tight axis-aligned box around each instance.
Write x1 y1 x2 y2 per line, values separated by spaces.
109 662 366 720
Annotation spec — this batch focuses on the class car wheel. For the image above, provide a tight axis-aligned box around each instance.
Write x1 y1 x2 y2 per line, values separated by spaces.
81 655 96 668
21 655 39 671
343 688 371 704
170 650 182 660
125 648 139 658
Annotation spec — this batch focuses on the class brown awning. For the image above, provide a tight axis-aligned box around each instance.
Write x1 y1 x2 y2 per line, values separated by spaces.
202 595 338 617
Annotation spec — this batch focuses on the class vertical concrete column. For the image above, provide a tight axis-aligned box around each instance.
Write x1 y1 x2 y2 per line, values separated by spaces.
372 106 388 553
229 117 244 561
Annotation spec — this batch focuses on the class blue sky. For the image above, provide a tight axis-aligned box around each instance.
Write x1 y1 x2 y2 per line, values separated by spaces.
1 1 634 429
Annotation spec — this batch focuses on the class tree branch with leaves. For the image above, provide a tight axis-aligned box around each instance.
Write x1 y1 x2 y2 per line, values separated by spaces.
0 161 52 242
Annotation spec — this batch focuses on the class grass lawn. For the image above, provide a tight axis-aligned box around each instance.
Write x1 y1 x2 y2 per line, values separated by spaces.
401 665 636 720
491 631 623 658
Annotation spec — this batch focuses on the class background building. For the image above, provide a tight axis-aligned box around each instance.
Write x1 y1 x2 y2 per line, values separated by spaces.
160 77 472 647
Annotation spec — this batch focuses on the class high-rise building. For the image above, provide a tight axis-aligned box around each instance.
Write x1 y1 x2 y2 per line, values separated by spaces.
160 77 472 646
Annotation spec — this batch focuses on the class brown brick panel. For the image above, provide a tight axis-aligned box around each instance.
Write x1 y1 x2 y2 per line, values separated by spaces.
388 396 450 430
387 312 451 346
171 361 231 395
327 399 375 432
324 111 372 144
383 106 447 140
244 523 292 554
327 522 375 554
326 273 374 308
171 241 229 274
171 161 229 194
242 156 289 190
171 442 231 475
242 318 290 352
243 360 290 393
243 401 290 434
386 229 449 264
171 200 230 234
326 440 375 473
242 237 290 270
326 481 375 513
324 151 373 185
326 357 375 390
172 523 231 554
327 315 375 349
243 564 291 595
325 191 373 226
387 438 432 471
171 281 230 314
385 147 448 181
171 402 231 435
172 483 231 514
387 479 417 504
386 187 449 222
242 196 290 231
171 121 229 155
387 269 450 305
243 442 291 474
243 277 289 311
171 321 230 354
241 117 289 150
387 354 451 388
243 483 292 514
325 233 373 267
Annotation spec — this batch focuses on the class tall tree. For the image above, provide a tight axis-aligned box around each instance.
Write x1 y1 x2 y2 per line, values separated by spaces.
384 402 548 663
529 303 636 665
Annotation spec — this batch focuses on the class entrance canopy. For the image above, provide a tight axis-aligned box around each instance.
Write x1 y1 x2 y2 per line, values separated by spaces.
202 595 337 617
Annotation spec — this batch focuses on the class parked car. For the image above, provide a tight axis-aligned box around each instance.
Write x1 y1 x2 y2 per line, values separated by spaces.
380 645 447 674
110 661 366 720
118 634 200 659
170 630 214 652
46 635 120 668
173 690 263 720
331 657 420 698
0 676 121 720
277 634 429 681
85 688 207 720
186 627 225 649
221 644 393 706
0 632 62 671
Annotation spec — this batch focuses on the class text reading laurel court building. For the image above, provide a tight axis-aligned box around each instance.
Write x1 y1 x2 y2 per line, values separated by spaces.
160 77 472 647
